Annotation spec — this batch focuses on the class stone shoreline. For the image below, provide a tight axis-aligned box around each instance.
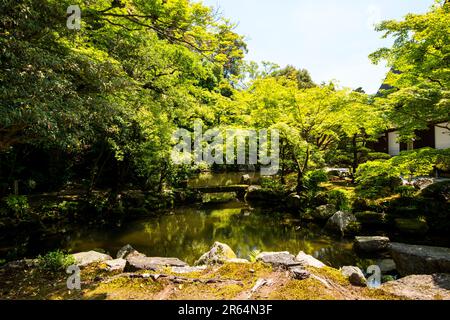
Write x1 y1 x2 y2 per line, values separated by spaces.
1 240 449 300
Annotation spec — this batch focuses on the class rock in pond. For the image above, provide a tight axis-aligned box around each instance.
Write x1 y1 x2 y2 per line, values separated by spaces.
381 274 450 300
325 211 359 235
354 236 390 253
256 252 302 269
195 242 237 266
341 266 367 287
311 204 336 221
389 242 450 276
295 251 326 268
72 251 112 267
105 258 127 272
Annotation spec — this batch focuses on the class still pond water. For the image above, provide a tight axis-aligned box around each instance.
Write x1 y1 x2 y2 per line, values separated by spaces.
2 173 362 267
64 200 358 267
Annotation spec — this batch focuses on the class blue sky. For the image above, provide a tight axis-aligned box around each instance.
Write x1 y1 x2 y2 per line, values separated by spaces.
202 0 436 94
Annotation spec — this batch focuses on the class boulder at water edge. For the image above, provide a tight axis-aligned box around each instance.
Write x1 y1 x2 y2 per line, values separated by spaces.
389 242 450 276
72 251 112 267
195 242 237 265
295 251 326 268
256 252 302 269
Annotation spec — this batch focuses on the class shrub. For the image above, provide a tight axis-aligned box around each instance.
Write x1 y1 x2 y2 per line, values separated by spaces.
355 161 402 199
303 170 328 193
327 189 350 211
366 152 391 161
37 250 75 272
260 177 284 192
248 249 261 263
1 195 30 218
395 185 416 198
352 198 370 212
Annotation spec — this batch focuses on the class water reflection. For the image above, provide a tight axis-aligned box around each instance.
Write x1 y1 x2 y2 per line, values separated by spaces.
65 200 358 267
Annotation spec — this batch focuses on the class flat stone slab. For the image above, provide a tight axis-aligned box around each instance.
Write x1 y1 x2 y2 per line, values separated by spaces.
354 236 390 253
72 251 112 267
295 251 326 268
126 254 188 271
256 252 302 269
381 274 450 300
389 242 450 276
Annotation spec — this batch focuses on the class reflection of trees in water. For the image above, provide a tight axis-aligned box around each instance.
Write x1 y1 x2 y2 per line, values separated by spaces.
314 245 358 268
62 204 357 266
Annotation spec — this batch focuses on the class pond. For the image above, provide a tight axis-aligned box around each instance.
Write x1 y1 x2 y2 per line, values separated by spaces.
60 200 359 268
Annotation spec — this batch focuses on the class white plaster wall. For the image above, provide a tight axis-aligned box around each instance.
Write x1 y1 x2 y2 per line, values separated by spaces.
435 122 450 150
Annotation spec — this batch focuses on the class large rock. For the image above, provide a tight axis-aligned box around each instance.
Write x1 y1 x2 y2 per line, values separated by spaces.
341 266 367 287
256 251 302 269
126 252 188 272
295 251 326 268
381 274 450 300
311 204 336 221
116 244 136 259
117 245 188 271
395 218 429 236
325 211 358 235
354 236 390 253
195 242 237 266
413 178 434 190
420 180 450 202
72 251 112 267
389 242 450 276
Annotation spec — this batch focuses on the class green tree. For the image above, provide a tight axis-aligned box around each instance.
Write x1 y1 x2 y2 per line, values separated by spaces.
370 1 450 138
